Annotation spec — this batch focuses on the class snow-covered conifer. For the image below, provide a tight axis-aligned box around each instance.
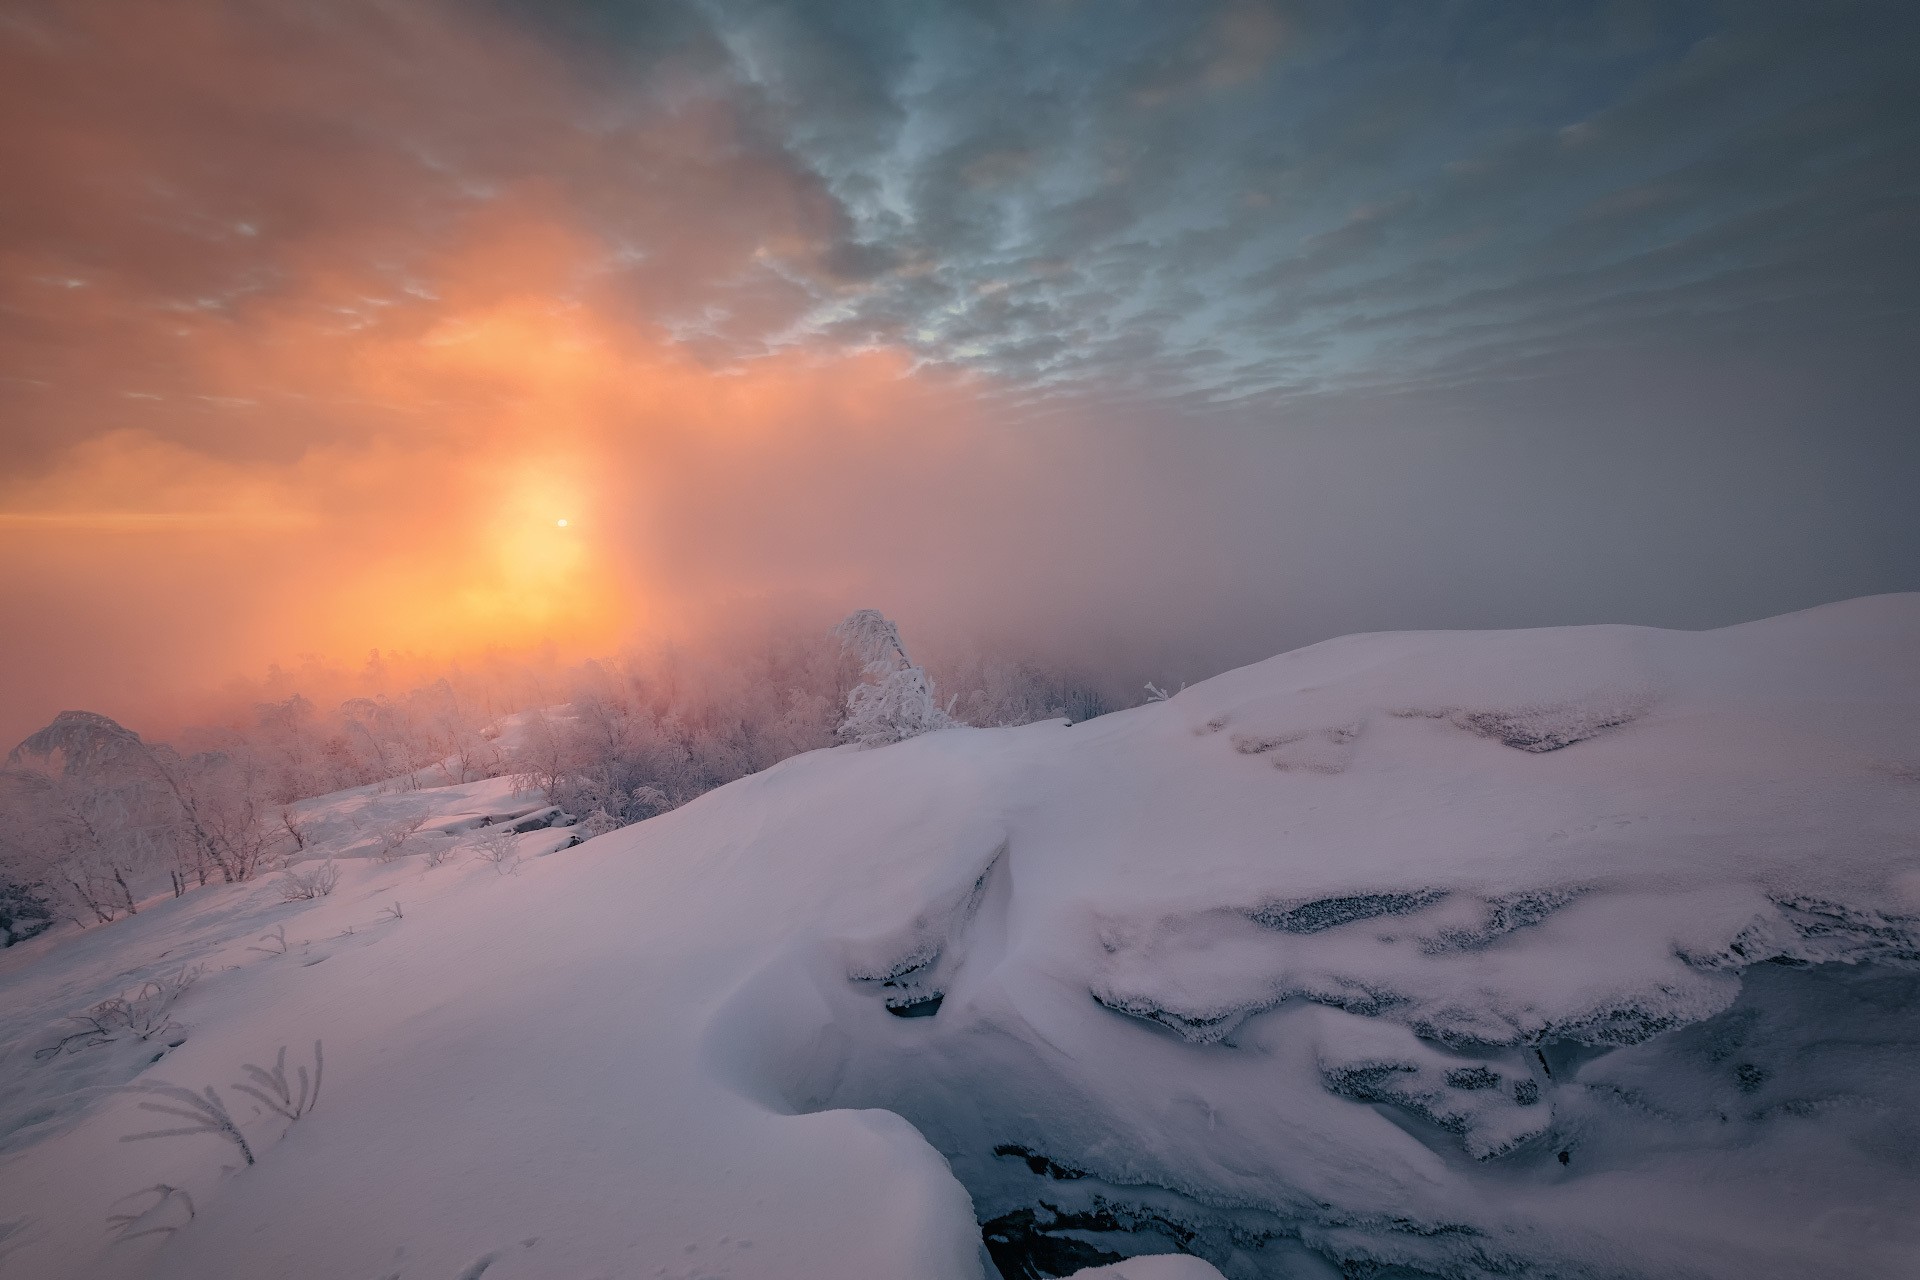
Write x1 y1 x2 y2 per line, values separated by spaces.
832 610 953 747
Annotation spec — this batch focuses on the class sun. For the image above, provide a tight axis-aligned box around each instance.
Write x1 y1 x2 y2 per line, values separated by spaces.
555 518 569 528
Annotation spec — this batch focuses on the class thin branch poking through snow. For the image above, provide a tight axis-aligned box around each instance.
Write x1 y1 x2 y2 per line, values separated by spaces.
104 1184 194 1242
34 967 199 1059
119 1041 322 1169
246 924 288 956
121 1084 255 1166
231 1042 323 1123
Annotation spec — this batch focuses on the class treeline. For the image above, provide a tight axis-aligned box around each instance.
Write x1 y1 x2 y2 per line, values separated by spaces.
0 615 1138 943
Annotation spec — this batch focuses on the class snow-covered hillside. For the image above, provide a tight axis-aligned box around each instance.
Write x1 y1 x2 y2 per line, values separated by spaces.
2 596 1917 1279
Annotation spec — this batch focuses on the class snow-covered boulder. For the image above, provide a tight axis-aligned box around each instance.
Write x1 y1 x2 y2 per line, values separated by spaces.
1 596 1915 1279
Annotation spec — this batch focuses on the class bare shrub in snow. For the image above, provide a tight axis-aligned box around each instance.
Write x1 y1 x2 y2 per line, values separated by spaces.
372 814 426 863
833 610 953 747
37 1008 123 1059
122 1083 254 1167
115 967 201 1040
231 1042 323 1123
35 967 200 1059
470 827 520 874
422 839 455 868
279 861 339 901
120 1041 323 1170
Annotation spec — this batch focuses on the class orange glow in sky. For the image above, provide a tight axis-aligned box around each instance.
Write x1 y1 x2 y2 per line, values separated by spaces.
0 0 1118 741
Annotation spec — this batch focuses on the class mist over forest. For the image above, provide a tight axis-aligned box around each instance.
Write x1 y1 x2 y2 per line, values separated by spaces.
3 606 1161 936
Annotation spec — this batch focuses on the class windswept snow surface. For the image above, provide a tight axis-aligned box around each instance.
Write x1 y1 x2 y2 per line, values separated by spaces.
2 596 1918 1279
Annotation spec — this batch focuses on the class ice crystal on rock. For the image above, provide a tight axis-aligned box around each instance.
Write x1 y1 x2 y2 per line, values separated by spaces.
1419 886 1585 953
1252 890 1448 935
1452 693 1652 752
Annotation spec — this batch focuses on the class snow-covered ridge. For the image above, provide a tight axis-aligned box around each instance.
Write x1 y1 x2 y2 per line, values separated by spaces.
2 595 1917 1279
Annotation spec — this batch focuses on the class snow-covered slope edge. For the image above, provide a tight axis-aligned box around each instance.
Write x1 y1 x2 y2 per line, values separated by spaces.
3 595 1917 1279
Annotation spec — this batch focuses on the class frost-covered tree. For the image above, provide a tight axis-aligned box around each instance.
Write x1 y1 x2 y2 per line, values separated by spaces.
0 623 1150 917
0 711 283 909
832 610 953 747
1 712 165 923
505 631 846 828
833 609 911 673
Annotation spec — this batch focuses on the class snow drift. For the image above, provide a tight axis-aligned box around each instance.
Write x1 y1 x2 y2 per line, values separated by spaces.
1 595 1917 1279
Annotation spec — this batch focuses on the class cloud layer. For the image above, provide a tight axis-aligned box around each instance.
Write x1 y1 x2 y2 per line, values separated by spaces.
1 0 1916 741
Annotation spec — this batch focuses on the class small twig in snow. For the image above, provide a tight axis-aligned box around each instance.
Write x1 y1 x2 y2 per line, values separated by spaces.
105 1184 195 1241
231 1041 323 1123
121 1084 254 1166
246 925 289 956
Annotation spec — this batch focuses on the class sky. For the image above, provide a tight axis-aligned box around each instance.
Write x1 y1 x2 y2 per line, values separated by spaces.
1 0 1916 742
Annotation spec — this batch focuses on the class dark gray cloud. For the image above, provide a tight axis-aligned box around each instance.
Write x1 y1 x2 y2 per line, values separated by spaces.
561 0 1915 664
556 0 1918 410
